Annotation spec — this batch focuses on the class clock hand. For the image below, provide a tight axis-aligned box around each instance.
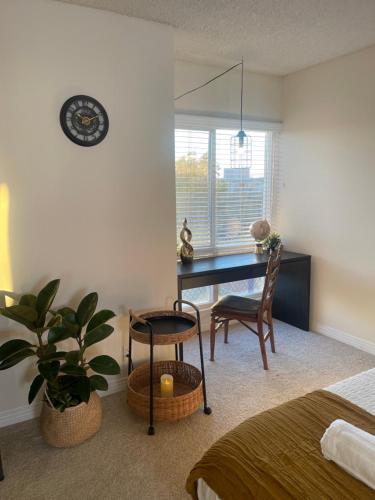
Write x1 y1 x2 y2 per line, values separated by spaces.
75 113 86 124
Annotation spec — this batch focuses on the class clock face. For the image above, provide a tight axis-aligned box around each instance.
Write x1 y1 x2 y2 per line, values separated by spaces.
60 95 109 147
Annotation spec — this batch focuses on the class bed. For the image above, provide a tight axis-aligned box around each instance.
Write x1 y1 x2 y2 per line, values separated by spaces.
186 368 375 499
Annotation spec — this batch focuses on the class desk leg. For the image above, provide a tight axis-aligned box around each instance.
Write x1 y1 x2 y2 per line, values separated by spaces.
272 259 311 331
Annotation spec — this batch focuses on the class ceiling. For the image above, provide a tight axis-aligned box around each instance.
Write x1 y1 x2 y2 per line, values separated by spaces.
58 0 375 75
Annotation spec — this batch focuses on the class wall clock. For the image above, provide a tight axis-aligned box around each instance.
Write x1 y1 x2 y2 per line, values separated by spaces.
60 95 109 147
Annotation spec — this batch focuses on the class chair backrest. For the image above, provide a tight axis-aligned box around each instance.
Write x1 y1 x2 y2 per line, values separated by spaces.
260 244 283 313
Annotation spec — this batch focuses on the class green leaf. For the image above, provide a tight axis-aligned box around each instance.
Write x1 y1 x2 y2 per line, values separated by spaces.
28 374 44 404
42 344 57 356
35 279 60 318
58 375 77 390
76 293 98 327
38 360 60 381
47 314 62 329
89 375 108 391
84 324 114 349
0 339 33 362
38 351 67 363
70 376 91 403
19 294 37 308
65 351 80 365
60 364 86 376
55 311 81 338
87 309 115 332
47 326 72 344
89 355 120 375
0 305 38 329
0 349 35 370
57 307 76 316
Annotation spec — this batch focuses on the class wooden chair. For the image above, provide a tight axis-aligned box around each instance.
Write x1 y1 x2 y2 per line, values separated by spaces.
210 245 283 370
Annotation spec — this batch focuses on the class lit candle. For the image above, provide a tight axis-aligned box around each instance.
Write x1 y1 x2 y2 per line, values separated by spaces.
160 374 174 397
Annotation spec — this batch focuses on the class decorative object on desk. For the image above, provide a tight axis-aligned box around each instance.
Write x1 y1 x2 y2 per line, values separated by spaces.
263 232 281 253
127 301 211 435
250 219 271 254
179 218 194 264
0 280 120 448
160 373 174 397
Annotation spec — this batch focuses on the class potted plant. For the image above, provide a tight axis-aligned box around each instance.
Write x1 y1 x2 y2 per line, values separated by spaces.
263 232 282 253
0 280 120 447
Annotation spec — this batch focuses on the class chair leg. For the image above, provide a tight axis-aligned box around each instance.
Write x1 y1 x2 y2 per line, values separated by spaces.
210 315 216 361
224 320 229 344
257 318 269 370
268 310 276 353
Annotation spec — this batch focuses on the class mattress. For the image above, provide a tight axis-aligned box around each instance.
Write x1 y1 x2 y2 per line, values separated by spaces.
198 368 375 500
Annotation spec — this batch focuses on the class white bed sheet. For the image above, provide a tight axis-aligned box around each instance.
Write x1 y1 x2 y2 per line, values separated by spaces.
198 368 375 500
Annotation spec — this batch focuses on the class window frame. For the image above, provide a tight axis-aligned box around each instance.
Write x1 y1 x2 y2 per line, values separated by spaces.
175 114 281 259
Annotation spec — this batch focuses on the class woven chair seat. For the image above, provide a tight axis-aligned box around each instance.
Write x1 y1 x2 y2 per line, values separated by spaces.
212 295 260 319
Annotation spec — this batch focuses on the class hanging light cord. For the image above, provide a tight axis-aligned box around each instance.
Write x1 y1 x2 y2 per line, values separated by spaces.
174 60 243 101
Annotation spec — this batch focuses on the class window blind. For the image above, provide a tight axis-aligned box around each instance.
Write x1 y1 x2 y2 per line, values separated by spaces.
175 115 280 257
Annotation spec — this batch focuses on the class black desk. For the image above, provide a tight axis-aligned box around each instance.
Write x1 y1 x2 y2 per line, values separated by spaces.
177 251 311 331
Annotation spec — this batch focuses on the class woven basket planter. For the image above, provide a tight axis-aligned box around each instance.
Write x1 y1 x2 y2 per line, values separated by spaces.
40 391 102 448
127 360 203 422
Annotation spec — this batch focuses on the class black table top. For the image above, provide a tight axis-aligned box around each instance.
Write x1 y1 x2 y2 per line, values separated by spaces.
177 250 310 279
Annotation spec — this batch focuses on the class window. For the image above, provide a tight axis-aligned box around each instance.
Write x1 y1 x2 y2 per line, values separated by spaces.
175 115 280 305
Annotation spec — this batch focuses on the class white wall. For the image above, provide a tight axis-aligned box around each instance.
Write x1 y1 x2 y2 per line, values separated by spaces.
280 45 375 349
0 0 175 420
175 60 282 122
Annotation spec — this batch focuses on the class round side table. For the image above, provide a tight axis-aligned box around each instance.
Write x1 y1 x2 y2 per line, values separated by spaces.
127 299 211 435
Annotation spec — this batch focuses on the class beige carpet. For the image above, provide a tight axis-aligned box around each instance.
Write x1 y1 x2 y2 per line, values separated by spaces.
0 321 374 500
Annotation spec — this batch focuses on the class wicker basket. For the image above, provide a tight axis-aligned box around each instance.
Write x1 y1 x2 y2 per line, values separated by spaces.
40 391 102 448
127 360 203 421
129 310 197 345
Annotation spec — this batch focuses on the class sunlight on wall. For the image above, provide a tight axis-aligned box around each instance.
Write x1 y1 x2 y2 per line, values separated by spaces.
0 183 13 305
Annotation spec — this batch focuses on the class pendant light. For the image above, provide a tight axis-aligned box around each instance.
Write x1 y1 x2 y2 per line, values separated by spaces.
174 57 251 168
230 57 251 168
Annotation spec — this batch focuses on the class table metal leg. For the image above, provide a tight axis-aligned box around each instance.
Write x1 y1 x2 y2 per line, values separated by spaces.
178 342 184 361
176 294 184 361
0 451 4 481
174 299 212 416
197 313 211 415
148 327 155 435
127 335 133 375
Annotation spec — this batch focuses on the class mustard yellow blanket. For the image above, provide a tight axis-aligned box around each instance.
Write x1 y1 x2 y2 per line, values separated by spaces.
186 390 375 499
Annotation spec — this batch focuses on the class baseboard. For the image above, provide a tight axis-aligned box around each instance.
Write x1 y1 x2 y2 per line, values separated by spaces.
316 323 375 356
0 401 42 428
0 374 127 429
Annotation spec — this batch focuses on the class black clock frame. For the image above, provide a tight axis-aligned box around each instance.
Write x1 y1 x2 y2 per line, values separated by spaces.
60 95 109 147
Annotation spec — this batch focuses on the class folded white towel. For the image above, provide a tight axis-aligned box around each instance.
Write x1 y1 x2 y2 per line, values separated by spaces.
321 419 375 490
